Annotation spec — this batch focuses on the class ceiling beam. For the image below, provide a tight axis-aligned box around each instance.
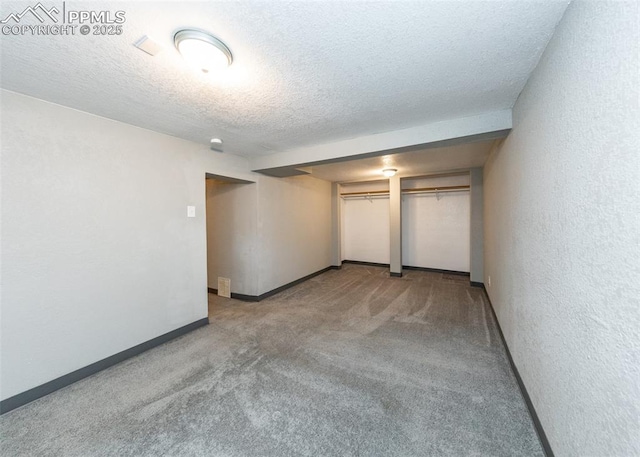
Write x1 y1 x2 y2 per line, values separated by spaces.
251 110 512 174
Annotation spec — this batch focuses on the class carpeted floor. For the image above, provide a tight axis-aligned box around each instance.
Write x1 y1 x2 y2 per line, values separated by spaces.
0 265 543 456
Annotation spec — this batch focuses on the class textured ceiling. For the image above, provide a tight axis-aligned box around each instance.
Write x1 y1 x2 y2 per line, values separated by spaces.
309 140 494 183
0 1 568 157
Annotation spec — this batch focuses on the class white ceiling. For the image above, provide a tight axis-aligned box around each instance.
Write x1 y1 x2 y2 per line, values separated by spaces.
309 139 494 183
0 1 568 158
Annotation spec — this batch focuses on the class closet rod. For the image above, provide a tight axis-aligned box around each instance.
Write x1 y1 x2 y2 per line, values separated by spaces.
340 189 389 197
403 185 470 194
340 185 470 198
341 195 390 200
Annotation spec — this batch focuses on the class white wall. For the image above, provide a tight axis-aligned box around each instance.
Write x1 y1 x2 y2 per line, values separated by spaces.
483 2 639 456
330 182 342 266
402 175 470 272
1 89 334 399
341 181 390 264
206 180 258 295
256 175 332 295
389 175 402 274
469 168 484 283
206 174 332 297
341 176 471 271
0 90 252 400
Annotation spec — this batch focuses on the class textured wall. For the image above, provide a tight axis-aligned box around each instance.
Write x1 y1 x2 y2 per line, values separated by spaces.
484 1 640 455
0 90 251 400
206 180 258 295
256 175 332 295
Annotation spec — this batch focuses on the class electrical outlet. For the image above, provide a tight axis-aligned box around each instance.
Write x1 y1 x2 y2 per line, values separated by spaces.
488 275 491 287
187 206 196 218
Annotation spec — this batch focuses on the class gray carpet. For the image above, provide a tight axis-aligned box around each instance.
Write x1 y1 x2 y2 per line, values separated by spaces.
0 265 543 456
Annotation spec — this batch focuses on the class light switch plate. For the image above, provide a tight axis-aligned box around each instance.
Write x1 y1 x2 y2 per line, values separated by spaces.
187 206 196 218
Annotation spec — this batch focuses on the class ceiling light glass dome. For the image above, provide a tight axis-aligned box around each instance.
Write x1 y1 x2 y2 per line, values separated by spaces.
174 29 233 73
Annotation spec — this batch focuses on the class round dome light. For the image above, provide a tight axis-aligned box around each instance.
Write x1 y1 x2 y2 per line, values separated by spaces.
174 29 233 74
382 168 397 177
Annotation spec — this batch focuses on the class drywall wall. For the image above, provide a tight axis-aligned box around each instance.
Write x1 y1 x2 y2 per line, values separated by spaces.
206 173 335 298
341 176 471 271
330 182 342 267
389 175 402 274
0 90 252 400
251 111 512 171
483 2 640 456
206 180 258 295
342 181 390 264
469 168 483 283
256 175 332 295
402 175 470 272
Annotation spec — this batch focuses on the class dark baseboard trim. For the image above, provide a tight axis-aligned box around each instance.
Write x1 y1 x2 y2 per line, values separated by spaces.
208 287 261 302
232 293 260 302
390 272 403 278
342 262 470 278
330 265 342 270
470 281 484 288
403 265 470 277
208 266 336 302
481 287 554 457
0 317 209 415
258 266 334 301
342 260 390 268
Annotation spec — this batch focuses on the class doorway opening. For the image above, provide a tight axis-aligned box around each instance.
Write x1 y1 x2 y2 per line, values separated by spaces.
205 173 255 314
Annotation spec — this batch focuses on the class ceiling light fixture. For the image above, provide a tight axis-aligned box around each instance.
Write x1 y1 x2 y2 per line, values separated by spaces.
382 168 397 177
174 29 233 74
